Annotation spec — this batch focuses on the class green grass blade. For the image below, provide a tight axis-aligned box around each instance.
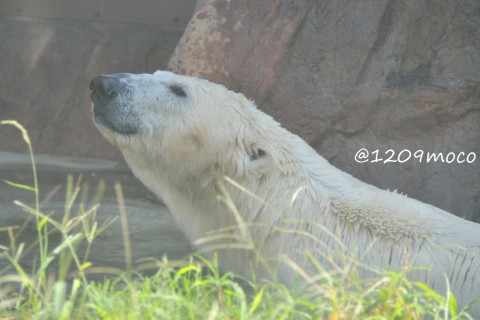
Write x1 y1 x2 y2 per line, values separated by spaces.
414 281 443 303
248 287 264 315
2 179 36 192
449 293 458 318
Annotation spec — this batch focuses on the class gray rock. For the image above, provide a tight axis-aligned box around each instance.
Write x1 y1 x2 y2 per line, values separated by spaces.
0 16 184 159
168 0 480 222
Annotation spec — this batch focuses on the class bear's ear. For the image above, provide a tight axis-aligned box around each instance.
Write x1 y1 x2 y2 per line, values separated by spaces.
246 144 273 176
248 147 266 161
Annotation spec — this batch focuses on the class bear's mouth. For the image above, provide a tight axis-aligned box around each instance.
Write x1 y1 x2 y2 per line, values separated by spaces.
92 105 139 135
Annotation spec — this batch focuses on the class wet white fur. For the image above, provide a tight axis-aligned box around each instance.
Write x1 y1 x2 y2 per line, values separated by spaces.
94 71 480 314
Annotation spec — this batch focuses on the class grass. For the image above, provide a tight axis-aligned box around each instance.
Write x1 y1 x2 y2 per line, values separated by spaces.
0 120 477 319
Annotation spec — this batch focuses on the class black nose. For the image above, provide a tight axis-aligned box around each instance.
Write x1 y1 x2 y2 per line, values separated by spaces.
90 74 132 100
89 75 123 98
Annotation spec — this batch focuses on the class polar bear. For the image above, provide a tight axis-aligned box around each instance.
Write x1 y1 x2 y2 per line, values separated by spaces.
90 71 480 313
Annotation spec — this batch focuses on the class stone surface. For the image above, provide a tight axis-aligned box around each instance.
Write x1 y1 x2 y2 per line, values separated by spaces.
0 152 192 273
168 0 480 222
0 16 184 159
0 0 196 28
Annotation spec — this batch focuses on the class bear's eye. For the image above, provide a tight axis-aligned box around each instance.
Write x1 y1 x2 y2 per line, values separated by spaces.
169 84 187 97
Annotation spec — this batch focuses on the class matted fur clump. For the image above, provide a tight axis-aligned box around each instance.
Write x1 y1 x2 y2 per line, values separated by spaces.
90 71 480 314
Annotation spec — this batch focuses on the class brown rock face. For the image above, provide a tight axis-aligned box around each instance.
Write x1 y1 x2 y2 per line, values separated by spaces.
169 0 480 222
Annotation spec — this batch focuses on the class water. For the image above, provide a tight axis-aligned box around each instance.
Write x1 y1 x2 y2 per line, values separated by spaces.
0 151 192 275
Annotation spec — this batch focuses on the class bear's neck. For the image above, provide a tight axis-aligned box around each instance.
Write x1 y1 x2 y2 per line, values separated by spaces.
120 147 241 242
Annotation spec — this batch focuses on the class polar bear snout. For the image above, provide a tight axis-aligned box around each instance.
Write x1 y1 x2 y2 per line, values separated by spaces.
90 74 139 135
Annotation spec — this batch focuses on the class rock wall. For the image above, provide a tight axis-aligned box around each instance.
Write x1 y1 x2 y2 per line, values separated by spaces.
168 0 480 221
0 16 184 159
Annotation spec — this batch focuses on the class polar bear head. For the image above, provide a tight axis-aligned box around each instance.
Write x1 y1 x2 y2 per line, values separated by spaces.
90 71 275 182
